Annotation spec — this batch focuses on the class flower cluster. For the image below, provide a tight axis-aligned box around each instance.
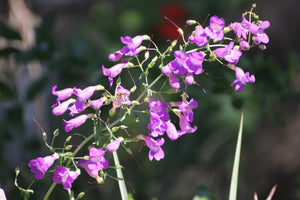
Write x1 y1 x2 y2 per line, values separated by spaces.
28 147 110 190
21 5 270 198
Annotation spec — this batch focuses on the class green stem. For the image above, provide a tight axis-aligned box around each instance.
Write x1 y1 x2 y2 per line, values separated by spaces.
43 183 56 200
112 150 128 200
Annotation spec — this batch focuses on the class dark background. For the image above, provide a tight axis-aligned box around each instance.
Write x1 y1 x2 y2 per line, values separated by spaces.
0 0 299 199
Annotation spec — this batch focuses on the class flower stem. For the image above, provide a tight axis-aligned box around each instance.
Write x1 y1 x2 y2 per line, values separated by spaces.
112 150 128 200
43 183 56 200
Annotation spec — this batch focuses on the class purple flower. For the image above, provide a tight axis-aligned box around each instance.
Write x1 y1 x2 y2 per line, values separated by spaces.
141 136 165 161
29 154 58 179
52 99 75 116
106 139 122 152
168 74 181 89
185 51 204 75
108 35 149 62
52 85 74 107
239 40 250 50
70 85 104 116
230 17 251 40
68 102 87 116
179 113 197 134
165 121 181 140
149 99 170 122
90 98 105 109
172 98 198 122
52 166 79 190
73 85 102 101
185 73 194 85
102 60 130 87
63 114 90 132
120 35 148 56
214 42 242 64
109 50 123 62
112 85 131 110
78 147 109 183
250 20 270 44
205 16 225 41
231 66 255 92
147 117 167 137
189 26 208 47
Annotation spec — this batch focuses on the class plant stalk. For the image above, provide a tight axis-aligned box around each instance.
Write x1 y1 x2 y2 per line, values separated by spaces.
112 150 128 200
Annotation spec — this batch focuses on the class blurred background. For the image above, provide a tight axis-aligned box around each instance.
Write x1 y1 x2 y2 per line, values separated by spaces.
0 0 299 199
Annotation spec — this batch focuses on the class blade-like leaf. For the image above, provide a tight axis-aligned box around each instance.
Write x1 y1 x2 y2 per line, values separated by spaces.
229 112 244 200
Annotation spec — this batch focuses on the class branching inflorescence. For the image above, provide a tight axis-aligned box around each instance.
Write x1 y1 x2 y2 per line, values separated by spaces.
17 4 270 200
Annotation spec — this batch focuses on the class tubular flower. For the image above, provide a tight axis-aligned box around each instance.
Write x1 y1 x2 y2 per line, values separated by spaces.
141 136 165 161
69 85 103 116
28 154 59 180
106 138 122 152
52 166 80 190
231 66 255 92
205 16 225 41
250 20 270 45
78 147 109 183
213 41 242 64
112 85 131 110
63 114 90 132
189 26 208 47
109 35 149 61
90 98 105 109
102 60 132 87
52 85 74 107
52 99 75 116
230 17 251 40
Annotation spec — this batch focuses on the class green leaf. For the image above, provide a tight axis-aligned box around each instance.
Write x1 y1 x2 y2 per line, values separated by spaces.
229 112 244 200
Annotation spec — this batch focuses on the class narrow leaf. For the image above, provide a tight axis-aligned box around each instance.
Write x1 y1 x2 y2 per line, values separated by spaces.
229 112 244 200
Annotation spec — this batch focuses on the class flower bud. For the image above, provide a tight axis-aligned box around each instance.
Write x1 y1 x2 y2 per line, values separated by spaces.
77 192 85 199
177 28 184 36
65 145 73 150
186 20 197 25
144 51 149 60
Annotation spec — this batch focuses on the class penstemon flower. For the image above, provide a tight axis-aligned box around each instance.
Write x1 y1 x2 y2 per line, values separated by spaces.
28 154 59 180
188 26 208 47
204 15 225 41
63 114 91 132
214 41 242 64
52 166 80 190
78 147 109 183
231 66 256 92
140 135 165 161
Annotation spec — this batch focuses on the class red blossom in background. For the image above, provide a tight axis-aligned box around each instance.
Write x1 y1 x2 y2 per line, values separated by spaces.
153 3 187 41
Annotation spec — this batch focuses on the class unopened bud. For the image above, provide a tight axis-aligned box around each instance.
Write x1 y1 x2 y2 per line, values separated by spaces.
66 136 72 143
186 20 197 25
77 192 85 199
83 155 90 160
148 56 158 68
53 129 59 137
171 40 177 48
131 100 139 105
65 145 73 150
130 85 137 93
111 127 119 132
144 51 149 60
178 28 184 36
223 26 231 34
65 152 73 157
109 108 116 117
